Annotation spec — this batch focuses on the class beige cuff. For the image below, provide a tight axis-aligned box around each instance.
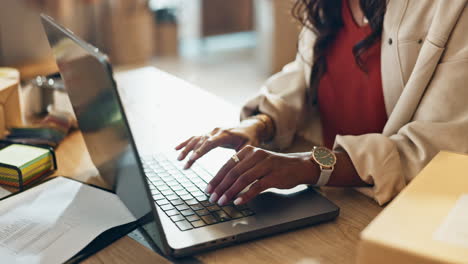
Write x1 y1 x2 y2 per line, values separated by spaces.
333 133 407 205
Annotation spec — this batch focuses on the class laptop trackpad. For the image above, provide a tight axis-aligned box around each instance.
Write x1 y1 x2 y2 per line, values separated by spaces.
247 185 337 221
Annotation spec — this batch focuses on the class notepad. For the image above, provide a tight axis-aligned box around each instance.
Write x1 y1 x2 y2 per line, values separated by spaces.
0 144 54 188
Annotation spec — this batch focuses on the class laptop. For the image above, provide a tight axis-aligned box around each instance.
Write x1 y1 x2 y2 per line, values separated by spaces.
41 15 339 257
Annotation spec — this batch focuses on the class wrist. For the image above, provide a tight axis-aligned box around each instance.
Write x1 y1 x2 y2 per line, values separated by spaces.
297 152 321 185
243 114 275 143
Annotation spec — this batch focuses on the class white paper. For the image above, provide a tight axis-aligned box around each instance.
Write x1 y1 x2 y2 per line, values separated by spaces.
433 194 468 249
0 177 136 264
0 186 11 199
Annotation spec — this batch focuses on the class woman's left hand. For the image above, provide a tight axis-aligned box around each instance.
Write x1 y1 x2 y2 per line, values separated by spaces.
206 145 319 206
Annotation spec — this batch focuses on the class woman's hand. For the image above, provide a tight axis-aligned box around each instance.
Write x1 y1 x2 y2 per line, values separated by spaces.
175 119 264 169
205 145 319 206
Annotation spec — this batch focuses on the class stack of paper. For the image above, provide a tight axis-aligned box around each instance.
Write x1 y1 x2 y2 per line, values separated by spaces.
0 144 54 187
0 176 137 264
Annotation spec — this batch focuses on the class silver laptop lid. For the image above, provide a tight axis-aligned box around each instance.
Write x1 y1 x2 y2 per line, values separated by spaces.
40 14 171 255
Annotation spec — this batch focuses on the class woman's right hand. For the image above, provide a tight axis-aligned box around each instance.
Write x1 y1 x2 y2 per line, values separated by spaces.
175 119 264 169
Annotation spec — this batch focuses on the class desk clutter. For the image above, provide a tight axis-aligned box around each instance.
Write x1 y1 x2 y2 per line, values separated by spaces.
0 142 56 190
0 67 76 190
0 177 136 264
0 68 23 137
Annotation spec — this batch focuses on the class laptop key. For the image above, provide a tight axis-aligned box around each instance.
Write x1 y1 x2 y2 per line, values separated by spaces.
191 220 206 228
176 220 193 231
196 209 210 216
195 183 206 189
176 204 190 211
161 189 175 196
213 210 231 222
175 190 189 196
166 209 179 216
186 214 200 222
166 180 179 187
200 200 214 207
157 185 170 191
207 205 221 212
170 199 184 206
186 199 199 206
161 204 174 211
153 194 164 201
184 185 197 191
192 191 205 197
190 204 204 211
180 209 195 217
195 195 208 201
222 206 243 218
201 215 218 225
156 199 169 206
171 214 185 222
166 194 178 201
180 194 193 201
172 185 184 191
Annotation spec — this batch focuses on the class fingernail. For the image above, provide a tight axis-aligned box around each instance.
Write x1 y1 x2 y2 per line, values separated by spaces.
189 153 197 161
209 193 218 203
178 153 184 161
233 197 243 205
205 184 213 194
183 163 190 170
218 195 227 206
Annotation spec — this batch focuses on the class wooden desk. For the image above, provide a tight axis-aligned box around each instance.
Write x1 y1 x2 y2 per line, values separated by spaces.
51 67 383 264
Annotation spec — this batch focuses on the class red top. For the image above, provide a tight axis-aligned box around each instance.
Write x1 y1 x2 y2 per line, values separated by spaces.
317 0 387 149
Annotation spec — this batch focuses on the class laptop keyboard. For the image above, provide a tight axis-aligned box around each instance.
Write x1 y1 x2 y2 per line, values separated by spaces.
142 154 255 231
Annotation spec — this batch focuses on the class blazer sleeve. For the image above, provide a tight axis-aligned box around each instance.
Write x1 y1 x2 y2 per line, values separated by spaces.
240 52 310 150
334 18 468 205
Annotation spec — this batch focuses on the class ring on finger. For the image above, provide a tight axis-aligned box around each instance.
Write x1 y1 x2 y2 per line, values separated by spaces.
231 154 240 163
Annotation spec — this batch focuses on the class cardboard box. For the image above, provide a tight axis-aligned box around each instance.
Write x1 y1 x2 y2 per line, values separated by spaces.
102 1 155 65
154 23 178 56
357 151 468 264
0 68 23 136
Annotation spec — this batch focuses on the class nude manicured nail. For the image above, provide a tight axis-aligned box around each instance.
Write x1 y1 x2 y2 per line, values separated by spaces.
205 184 213 194
209 193 218 203
233 197 243 205
189 153 197 161
177 153 184 160
217 195 227 206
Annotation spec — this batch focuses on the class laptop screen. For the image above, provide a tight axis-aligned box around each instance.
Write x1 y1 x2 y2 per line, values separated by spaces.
41 15 169 254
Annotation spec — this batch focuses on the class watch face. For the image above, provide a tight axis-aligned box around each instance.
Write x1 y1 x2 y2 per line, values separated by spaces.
313 147 336 167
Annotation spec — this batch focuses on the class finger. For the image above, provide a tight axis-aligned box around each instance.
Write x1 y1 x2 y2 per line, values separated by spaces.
177 137 201 161
217 159 271 206
210 149 269 204
205 146 255 195
234 178 271 205
185 130 231 168
184 137 216 169
175 137 194 150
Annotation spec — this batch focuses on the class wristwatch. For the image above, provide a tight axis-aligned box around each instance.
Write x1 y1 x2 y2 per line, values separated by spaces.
310 146 337 186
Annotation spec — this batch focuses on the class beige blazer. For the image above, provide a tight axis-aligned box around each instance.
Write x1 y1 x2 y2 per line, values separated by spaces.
241 0 468 205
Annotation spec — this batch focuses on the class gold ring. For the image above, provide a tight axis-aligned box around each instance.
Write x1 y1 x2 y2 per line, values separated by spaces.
231 154 240 163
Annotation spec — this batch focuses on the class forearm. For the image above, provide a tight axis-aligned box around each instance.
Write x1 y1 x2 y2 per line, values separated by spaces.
246 115 368 187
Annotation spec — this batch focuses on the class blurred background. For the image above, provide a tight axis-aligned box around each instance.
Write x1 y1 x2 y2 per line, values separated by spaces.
0 0 301 107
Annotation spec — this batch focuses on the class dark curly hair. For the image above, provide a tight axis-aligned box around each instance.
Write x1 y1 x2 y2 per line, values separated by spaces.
292 0 386 97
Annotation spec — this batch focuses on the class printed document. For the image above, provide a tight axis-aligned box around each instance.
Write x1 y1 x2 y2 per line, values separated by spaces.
0 177 136 264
